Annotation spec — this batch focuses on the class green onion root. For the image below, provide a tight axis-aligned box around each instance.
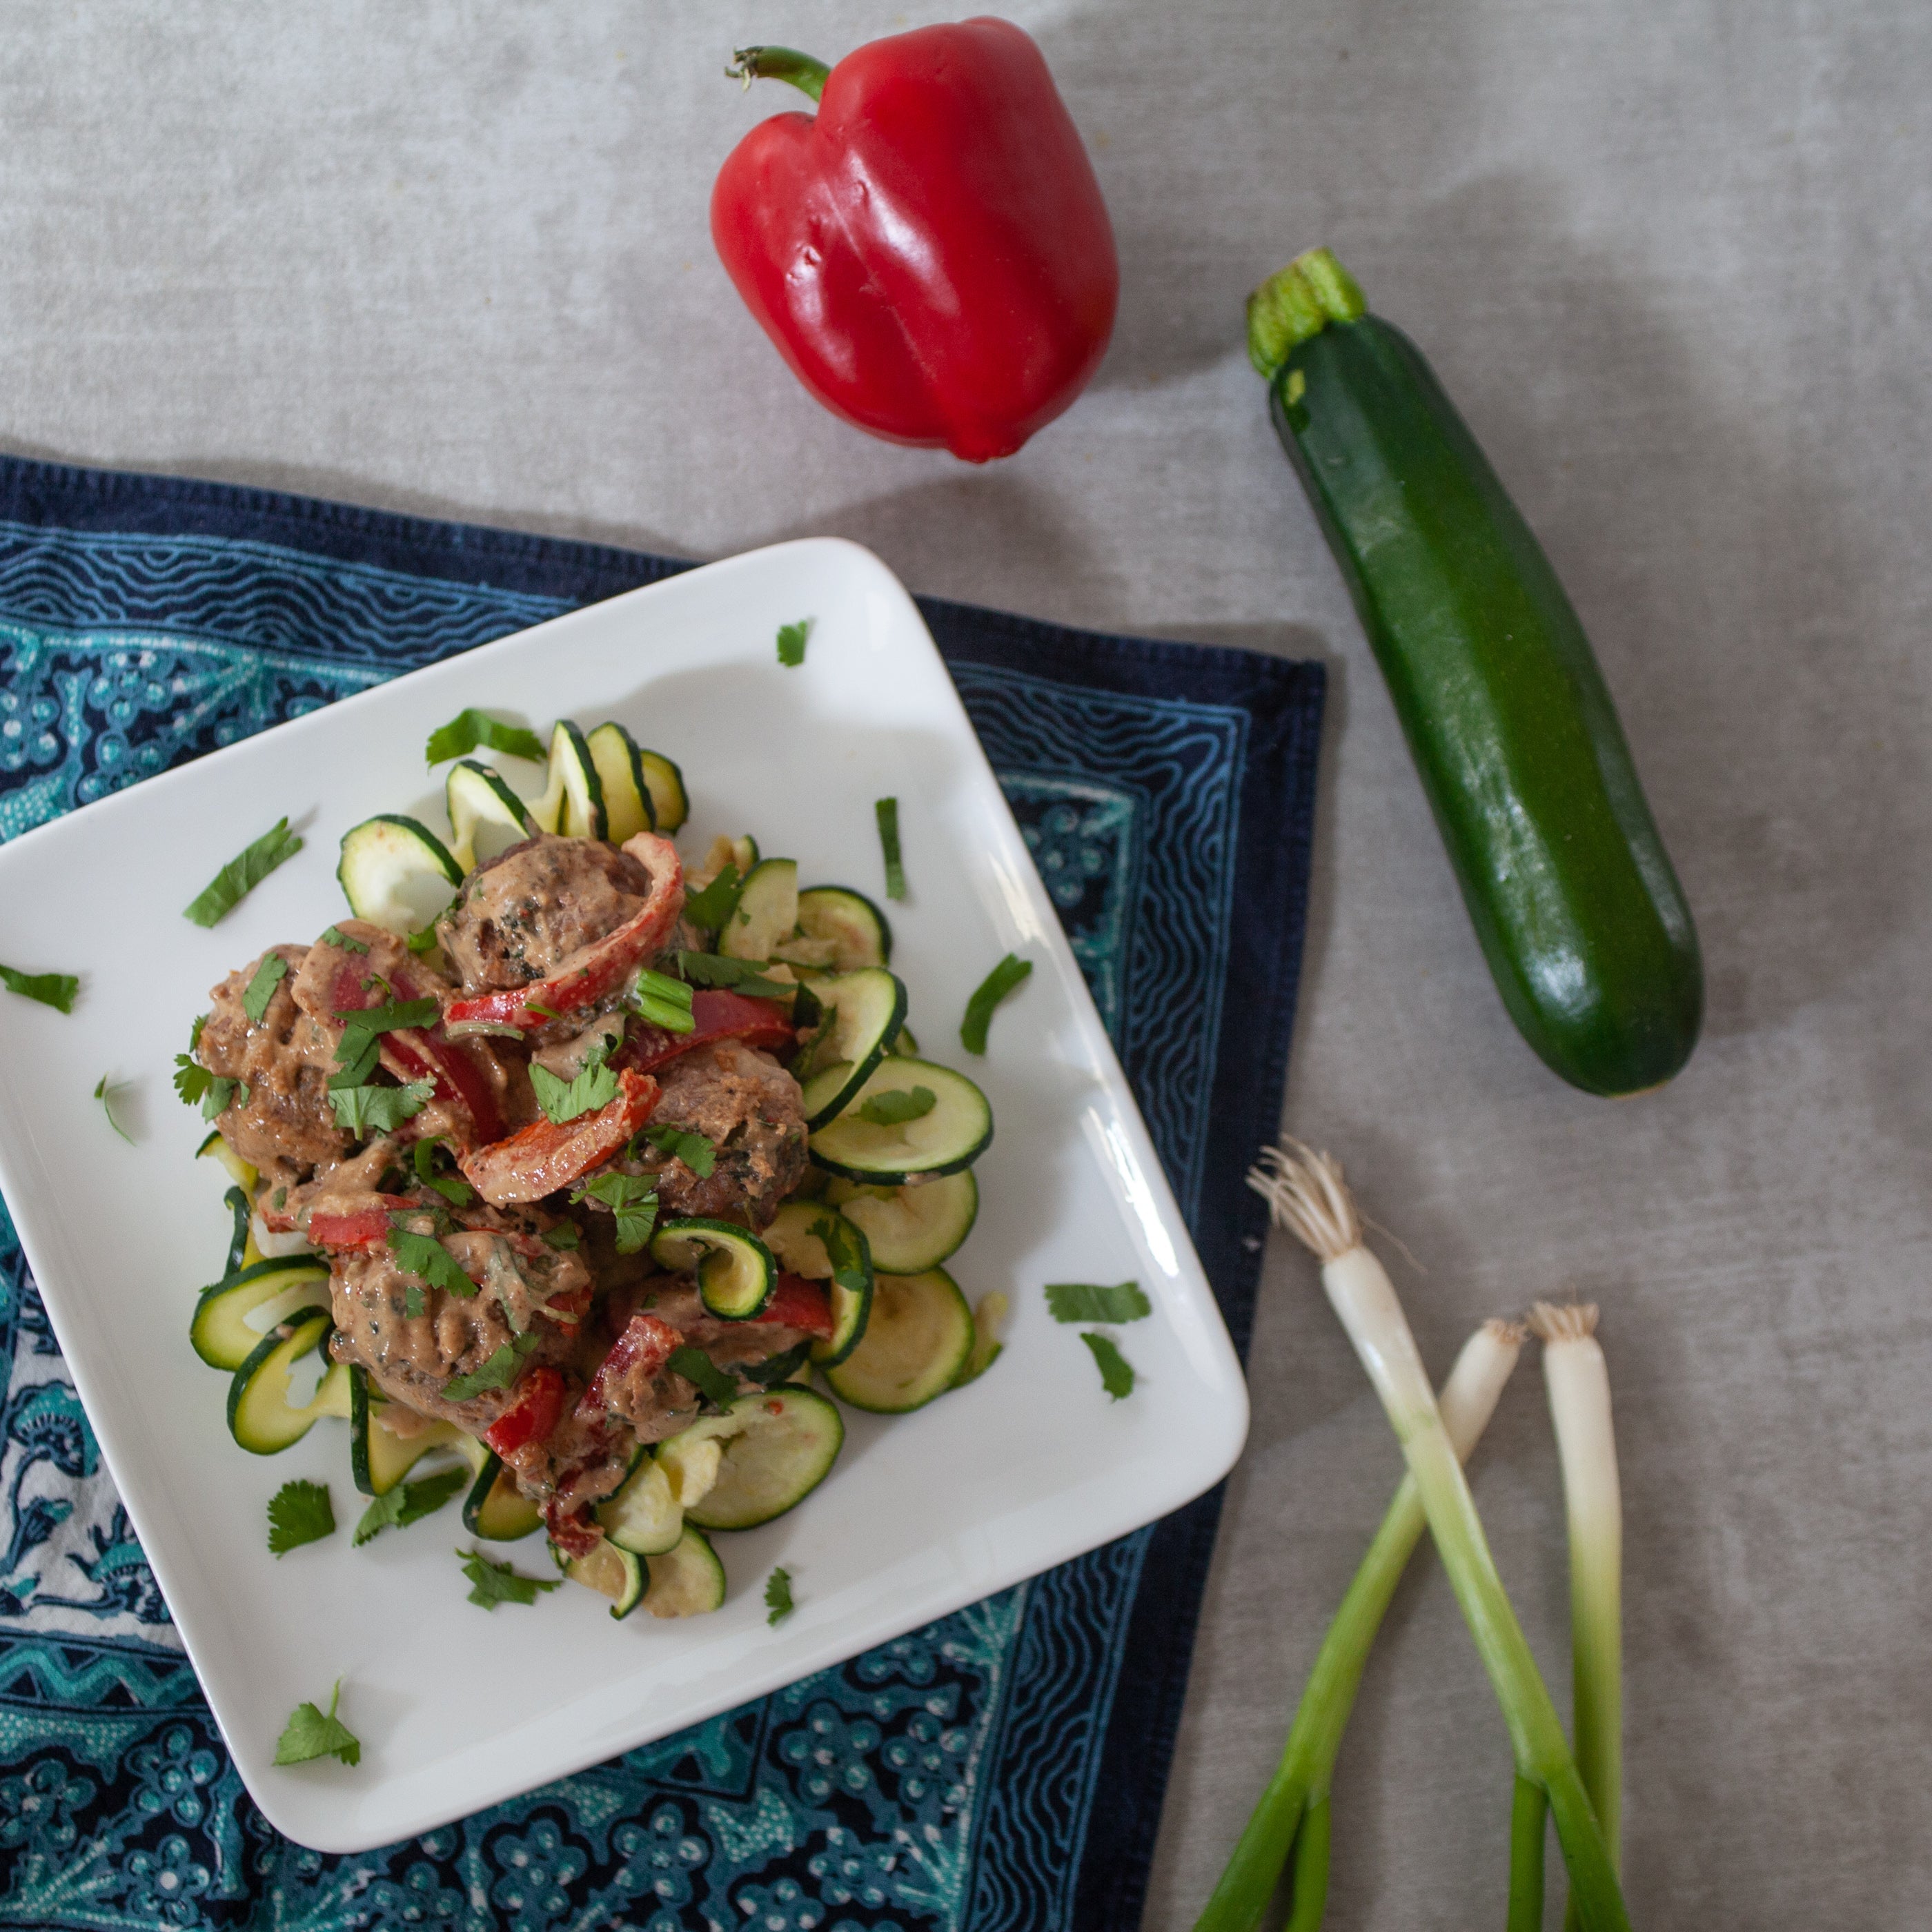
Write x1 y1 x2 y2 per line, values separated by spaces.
1247 1141 1634 1932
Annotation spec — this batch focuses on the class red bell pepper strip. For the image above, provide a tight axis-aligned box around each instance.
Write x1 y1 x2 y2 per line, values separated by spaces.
542 1500 603 1561
458 1067 660 1208
444 833 684 1031
758 1272 836 1340
578 1311 681 1421
615 989 796 1076
713 22 1117 462
482 1364 564 1457
305 1194 418 1250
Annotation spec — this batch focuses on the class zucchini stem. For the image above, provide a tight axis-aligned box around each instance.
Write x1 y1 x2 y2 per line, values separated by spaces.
1245 247 1366 377
1530 1300 1624 1897
1248 1141 1634 1932
1194 1317 1524 1932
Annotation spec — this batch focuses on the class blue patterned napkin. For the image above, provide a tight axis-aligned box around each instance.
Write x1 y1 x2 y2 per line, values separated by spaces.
0 458 1321 1932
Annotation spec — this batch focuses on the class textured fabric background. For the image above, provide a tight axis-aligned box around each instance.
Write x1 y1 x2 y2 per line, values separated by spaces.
0 4 1926 1925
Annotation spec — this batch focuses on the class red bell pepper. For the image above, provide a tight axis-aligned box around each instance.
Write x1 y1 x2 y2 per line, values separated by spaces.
712 21 1117 462
758 1272 835 1340
459 1067 660 1208
305 1194 418 1250
482 1365 564 1457
616 989 796 1076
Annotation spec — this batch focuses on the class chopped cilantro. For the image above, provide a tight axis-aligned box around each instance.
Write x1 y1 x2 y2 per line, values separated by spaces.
331 996 438 1034
175 1057 246 1121
94 1074 134 1145
638 1123 716 1179
529 1054 619 1125
457 1546 560 1610
876 797 907 902
424 709 545 767
675 951 790 999
680 865 742 933
387 1224 477 1300
960 953 1032 1055
328 1024 381 1090
0 963 78 1014
443 1332 540 1401
667 1344 739 1410
403 1283 425 1319
184 818 304 927
776 619 811 667
522 1001 566 1023
1045 1281 1151 1325
267 1479 336 1555
272 1187 287 1210
319 925 369 954
571 1172 658 1254
353 1466 466 1546
406 925 440 955
809 1216 870 1303
241 952 289 1025
412 1134 475 1208
1081 1331 1135 1401
540 1221 580 1252
274 1680 361 1767
329 1078 435 1135
857 1085 935 1127
765 1566 795 1624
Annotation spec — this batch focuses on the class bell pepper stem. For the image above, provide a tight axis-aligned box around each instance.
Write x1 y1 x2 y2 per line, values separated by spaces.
726 46 831 104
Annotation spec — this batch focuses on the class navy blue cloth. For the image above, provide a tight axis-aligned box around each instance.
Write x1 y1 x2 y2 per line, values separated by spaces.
0 457 1321 1932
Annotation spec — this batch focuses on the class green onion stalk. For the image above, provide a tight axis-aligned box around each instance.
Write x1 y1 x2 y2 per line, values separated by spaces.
1195 1314 1526 1932
1246 1142 1633 1932
1529 1300 1623 1922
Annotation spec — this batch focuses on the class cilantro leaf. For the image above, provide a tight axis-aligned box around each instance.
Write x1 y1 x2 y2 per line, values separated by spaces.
523 1001 566 1022
319 925 369 954
1045 1281 1151 1325
443 1332 540 1401
387 1224 477 1300
175 1057 246 1121
876 796 907 903
353 1466 466 1546
808 1216 869 1301
960 953 1032 1055
639 1123 716 1179
540 1221 580 1251
404 1283 425 1319
529 1056 619 1125
184 818 304 927
406 926 440 955
571 1173 658 1254
765 1566 795 1624
675 950 790 999
666 1345 739 1410
241 952 289 1025
329 1078 436 1135
0 963 78 1014
1080 1331 1135 1401
94 1074 134 1145
328 1025 380 1090
680 865 742 933
776 619 811 667
424 709 545 767
857 1085 935 1128
412 1134 475 1208
267 1479 336 1555
331 997 438 1034
274 1680 361 1766
458 1546 560 1610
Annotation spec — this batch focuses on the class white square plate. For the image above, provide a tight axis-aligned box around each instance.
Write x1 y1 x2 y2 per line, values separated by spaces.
0 538 1248 1852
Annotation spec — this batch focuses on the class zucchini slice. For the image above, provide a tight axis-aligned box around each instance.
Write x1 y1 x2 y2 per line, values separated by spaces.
310 1359 355 1419
638 750 689 836
446 760 536 873
337 814 464 934
197 1127 257 1194
460 1447 542 1541
221 1185 250 1277
795 887 891 970
564 1538 645 1619
717 856 798 960
650 1218 776 1321
793 969 909 1127
656 1386 844 1530
809 1058 992 1183
643 1526 727 1617
824 1170 978 1274
586 722 656 842
950 1290 1008 1388
192 1258 331 1371
226 1310 335 1454
887 1023 920 1058
350 1365 461 1494
529 720 607 840
595 1450 684 1556
760 1201 874 1368
823 1269 974 1414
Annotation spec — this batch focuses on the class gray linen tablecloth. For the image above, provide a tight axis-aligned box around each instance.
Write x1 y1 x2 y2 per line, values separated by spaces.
1 3 1926 1924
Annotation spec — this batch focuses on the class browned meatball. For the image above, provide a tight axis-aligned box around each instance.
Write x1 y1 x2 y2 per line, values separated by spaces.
631 1039 807 1227
437 834 656 994
198 945 351 1190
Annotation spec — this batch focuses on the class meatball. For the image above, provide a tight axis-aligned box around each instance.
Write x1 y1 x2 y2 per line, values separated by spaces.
633 1039 807 1226
437 834 656 994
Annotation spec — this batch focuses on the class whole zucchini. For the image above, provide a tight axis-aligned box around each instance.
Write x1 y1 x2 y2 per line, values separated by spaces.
1250 248 1702 1096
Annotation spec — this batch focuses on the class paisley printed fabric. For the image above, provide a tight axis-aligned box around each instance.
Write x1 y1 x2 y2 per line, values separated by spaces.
0 460 1323 1932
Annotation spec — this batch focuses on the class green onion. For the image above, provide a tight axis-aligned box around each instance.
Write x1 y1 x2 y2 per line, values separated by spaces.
960 952 1030 1055
1530 1300 1623 1895
93 1074 135 1145
875 796 907 902
1247 1141 1632 1932
1195 1317 1524 1932
631 967 696 1034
